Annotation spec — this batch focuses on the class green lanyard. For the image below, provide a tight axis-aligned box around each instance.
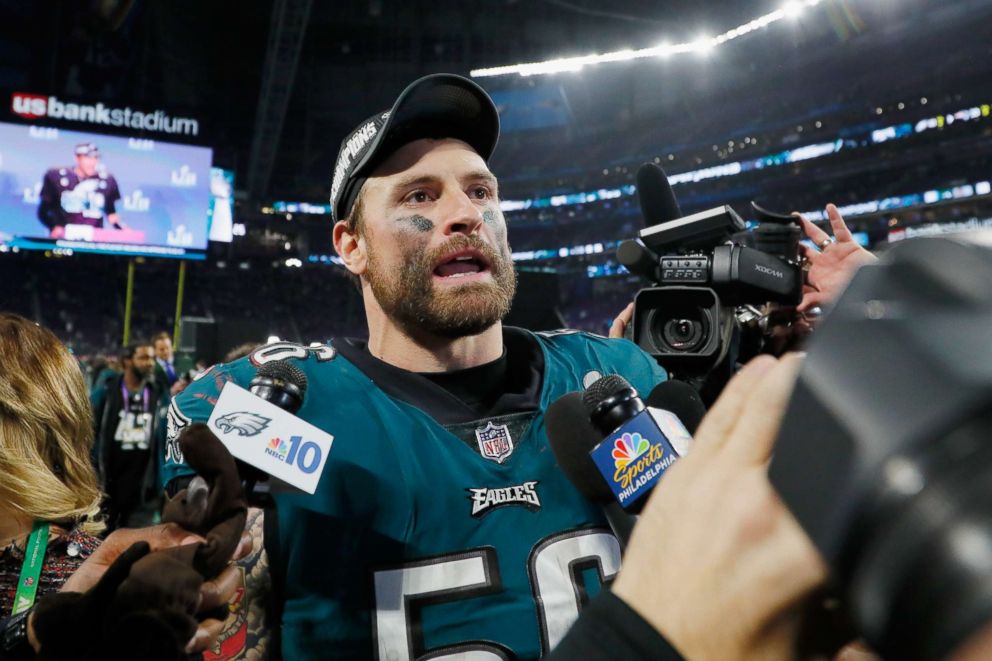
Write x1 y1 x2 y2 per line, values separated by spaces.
11 521 49 616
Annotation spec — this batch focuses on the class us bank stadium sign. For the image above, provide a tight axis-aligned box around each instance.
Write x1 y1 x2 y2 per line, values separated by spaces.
11 92 199 137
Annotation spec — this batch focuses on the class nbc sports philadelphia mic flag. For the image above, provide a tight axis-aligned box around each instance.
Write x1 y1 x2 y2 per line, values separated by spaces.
589 408 691 508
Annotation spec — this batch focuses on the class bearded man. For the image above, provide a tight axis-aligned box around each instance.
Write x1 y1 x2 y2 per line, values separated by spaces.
165 74 668 660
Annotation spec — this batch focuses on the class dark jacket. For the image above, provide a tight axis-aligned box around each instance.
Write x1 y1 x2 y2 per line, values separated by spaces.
91 373 168 528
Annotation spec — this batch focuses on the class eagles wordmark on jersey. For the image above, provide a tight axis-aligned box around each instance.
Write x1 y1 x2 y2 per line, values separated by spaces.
165 328 667 660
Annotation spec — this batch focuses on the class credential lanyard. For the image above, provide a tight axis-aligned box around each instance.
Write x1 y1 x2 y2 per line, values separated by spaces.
122 383 150 413
11 521 49 615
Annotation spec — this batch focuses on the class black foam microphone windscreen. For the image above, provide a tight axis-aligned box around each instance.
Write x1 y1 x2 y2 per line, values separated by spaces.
645 379 707 435
546 391 615 503
546 390 639 547
249 359 308 413
636 162 682 227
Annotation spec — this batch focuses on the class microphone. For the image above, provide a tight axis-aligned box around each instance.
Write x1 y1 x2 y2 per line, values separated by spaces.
621 163 681 280
241 360 309 503
546 391 637 547
645 379 706 436
582 375 695 513
547 377 706 547
249 360 308 413
636 163 682 228
634 163 744 255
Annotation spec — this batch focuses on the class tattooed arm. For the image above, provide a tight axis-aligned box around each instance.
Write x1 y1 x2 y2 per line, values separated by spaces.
206 507 272 660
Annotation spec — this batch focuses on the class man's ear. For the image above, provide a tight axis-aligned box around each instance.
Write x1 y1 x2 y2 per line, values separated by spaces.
333 220 367 276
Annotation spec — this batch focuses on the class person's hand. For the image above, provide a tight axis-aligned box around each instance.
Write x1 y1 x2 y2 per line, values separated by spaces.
834 641 882 660
61 523 203 593
162 423 249 577
49 523 252 656
612 354 828 661
798 204 877 311
609 302 634 339
49 225 65 239
108 542 249 656
762 304 815 355
62 524 252 593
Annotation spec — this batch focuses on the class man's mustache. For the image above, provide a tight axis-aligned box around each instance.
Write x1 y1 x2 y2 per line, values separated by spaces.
423 236 507 272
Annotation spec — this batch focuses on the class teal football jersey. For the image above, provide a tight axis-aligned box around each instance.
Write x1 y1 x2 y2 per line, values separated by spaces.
164 328 668 660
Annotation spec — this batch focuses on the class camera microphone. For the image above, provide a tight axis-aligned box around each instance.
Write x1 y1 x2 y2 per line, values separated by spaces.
636 163 682 227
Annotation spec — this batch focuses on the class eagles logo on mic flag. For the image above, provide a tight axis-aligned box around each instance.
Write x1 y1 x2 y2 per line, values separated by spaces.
589 408 691 508
207 382 333 494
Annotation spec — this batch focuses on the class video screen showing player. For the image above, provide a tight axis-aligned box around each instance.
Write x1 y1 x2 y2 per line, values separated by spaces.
0 122 212 259
38 142 126 238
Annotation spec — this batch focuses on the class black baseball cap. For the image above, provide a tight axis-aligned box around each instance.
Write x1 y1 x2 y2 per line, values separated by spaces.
75 142 99 156
330 73 500 222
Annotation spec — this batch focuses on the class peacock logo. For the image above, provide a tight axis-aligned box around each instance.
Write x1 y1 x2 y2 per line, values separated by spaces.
266 437 289 460
263 434 323 474
611 432 665 490
611 433 650 470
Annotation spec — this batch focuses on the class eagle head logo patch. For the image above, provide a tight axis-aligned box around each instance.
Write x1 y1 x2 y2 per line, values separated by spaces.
215 411 272 437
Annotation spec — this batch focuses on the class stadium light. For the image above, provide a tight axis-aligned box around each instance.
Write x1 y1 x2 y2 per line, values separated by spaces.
471 0 825 78
782 1 805 18
688 36 716 55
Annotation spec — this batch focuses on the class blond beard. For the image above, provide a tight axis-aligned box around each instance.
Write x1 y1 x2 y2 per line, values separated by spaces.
365 234 517 338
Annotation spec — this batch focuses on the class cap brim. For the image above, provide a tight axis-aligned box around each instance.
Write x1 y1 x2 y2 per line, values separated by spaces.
354 73 499 182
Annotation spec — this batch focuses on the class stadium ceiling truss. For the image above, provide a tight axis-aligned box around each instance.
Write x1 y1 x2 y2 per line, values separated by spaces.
247 0 313 201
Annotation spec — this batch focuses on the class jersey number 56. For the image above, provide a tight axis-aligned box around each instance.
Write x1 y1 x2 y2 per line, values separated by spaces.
373 528 620 660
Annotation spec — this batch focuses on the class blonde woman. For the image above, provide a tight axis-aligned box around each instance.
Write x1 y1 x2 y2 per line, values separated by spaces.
0 313 105 615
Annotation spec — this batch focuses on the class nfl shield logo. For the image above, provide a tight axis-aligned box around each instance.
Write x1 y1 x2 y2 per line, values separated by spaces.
475 421 514 464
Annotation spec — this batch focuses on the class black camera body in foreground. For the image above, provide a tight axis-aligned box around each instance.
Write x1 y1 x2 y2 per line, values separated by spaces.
770 235 992 660
620 203 803 380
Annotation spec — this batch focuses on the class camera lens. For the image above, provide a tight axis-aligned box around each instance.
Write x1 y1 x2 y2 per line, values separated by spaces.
660 313 707 352
632 287 721 374
847 412 992 660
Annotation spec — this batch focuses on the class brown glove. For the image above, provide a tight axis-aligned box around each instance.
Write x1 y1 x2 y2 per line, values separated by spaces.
33 541 200 661
162 423 248 578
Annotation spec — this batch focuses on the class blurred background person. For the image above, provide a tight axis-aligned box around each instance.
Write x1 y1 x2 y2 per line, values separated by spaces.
0 312 104 614
91 340 168 530
85 353 122 395
152 330 180 391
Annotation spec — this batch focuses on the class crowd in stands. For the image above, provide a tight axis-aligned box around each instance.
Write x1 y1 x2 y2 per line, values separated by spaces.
0 255 367 360
5 23 992 359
